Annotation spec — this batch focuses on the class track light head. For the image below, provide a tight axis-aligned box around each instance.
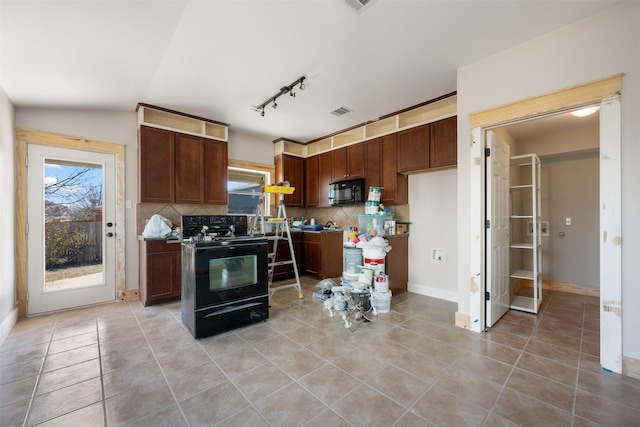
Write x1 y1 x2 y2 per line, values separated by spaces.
290 91 296 97
261 107 265 117
272 101 277 109
299 82 305 90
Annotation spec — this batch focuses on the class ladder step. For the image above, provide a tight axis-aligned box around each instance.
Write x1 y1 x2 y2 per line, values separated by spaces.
269 260 295 267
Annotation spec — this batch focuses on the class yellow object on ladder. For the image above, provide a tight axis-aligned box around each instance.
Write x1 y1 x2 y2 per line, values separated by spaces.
254 187 303 304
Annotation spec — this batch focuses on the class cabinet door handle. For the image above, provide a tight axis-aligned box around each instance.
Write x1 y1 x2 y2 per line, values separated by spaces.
106 232 114 237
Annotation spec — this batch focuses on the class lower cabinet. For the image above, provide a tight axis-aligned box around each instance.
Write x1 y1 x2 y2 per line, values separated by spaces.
270 232 303 282
303 231 343 278
386 235 408 295
139 239 181 306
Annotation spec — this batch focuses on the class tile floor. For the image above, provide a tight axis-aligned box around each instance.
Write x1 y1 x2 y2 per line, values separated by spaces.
1 277 640 426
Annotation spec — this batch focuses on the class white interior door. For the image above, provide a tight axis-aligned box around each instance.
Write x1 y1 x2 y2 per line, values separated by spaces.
27 144 116 315
486 131 511 326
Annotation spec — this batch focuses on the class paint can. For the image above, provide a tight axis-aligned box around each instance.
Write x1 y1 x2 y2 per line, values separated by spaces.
365 201 379 215
343 247 363 275
368 186 382 202
374 273 389 292
373 290 392 313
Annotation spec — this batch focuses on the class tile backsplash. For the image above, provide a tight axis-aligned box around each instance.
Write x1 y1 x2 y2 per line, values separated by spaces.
137 203 409 235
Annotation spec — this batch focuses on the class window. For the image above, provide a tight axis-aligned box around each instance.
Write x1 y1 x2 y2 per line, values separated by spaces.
227 167 271 215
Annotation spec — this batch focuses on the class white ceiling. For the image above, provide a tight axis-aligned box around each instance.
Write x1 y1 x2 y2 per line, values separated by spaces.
0 0 620 142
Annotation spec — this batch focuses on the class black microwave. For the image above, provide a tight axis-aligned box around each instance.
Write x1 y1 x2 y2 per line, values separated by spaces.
329 178 364 206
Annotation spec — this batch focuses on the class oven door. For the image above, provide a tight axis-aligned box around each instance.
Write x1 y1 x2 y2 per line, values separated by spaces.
193 240 268 309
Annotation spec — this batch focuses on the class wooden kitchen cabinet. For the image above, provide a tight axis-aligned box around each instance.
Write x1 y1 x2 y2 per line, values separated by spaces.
303 231 342 278
175 133 204 204
331 143 364 181
386 235 408 295
139 125 228 204
365 134 407 205
275 154 304 207
430 116 457 168
270 232 303 282
203 139 228 204
318 152 333 207
397 123 430 173
396 117 457 173
139 239 181 306
139 126 175 203
305 155 319 207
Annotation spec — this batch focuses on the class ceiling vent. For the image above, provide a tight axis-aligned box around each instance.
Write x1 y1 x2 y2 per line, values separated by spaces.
329 106 353 117
341 0 377 15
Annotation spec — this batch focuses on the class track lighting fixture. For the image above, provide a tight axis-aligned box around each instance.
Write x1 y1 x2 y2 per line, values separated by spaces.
254 76 305 117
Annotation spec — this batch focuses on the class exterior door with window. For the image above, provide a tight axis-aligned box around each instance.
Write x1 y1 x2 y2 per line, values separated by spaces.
27 144 116 315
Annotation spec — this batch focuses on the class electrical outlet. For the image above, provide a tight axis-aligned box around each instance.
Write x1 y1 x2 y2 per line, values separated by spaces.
432 249 445 262
566 217 572 226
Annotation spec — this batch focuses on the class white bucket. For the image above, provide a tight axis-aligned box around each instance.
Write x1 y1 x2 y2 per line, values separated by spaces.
342 271 359 282
374 273 389 292
358 268 374 287
343 247 363 275
373 290 392 313
363 249 386 274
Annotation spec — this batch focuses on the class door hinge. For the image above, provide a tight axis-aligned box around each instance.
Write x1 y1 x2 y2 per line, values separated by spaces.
485 148 491 157
25 156 29 167
26 291 29 302
485 291 490 301
485 219 490 229
26 223 29 235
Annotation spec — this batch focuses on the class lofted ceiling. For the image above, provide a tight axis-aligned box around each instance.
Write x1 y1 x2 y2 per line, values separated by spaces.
0 0 621 143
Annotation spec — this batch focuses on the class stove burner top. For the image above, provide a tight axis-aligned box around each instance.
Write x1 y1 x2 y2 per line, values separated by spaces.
181 215 248 240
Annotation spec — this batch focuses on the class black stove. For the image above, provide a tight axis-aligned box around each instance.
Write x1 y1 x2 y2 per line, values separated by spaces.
180 214 269 339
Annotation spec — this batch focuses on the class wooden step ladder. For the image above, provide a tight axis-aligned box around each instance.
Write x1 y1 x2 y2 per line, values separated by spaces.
254 186 303 304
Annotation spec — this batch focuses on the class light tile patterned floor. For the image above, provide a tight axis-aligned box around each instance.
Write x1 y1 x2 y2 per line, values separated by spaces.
1 277 640 426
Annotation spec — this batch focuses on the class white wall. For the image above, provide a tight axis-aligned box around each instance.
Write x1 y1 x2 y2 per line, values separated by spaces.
14 109 277 292
457 2 640 358
15 109 139 290
228 128 276 165
408 169 457 301
0 84 17 344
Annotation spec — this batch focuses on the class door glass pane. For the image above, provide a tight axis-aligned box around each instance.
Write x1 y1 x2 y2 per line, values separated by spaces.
44 159 104 291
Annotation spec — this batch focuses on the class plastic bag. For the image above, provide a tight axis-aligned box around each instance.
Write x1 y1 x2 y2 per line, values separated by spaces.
142 214 173 239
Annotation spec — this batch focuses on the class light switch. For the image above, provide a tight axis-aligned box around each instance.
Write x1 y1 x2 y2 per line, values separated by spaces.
566 218 572 226
126 200 132 209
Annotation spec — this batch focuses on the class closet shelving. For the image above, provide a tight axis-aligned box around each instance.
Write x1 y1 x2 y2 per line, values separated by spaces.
510 153 542 313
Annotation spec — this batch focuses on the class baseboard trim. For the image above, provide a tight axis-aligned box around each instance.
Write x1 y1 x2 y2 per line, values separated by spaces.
514 279 599 297
407 282 458 303
0 307 18 346
455 312 471 329
623 356 640 380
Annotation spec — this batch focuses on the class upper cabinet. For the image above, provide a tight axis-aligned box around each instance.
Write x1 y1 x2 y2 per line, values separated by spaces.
137 104 229 205
203 139 228 204
331 143 364 182
318 152 333 207
397 117 457 173
139 126 175 203
275 154 304 207
397 123 430 173
305 155 319 207
364 134 407 205
430 116 457 168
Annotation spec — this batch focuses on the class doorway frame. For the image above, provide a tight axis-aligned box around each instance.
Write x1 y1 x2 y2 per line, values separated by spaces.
16 129 126 317
467 74 623 373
